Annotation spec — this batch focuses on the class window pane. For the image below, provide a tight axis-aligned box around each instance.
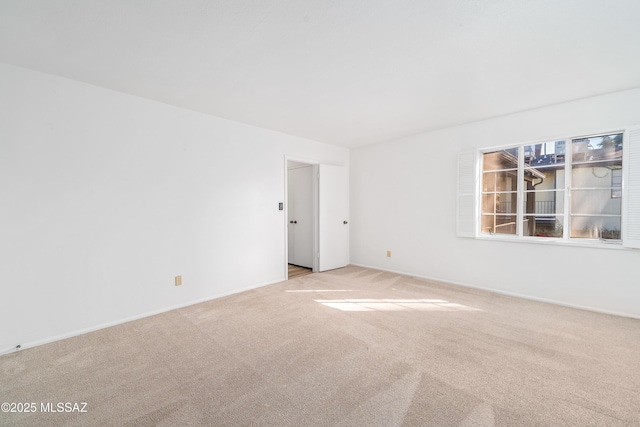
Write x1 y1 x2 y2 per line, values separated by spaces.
523 216 563 237
570 216 621 240
572 133 622 164
482 193 517 214
483 148 519 171
482 194 495 214
524 141 566 167
611 169 622 198
523 190 564 214
572 165 622 188
571 189 621 215
483 171 517 192
482 215 517 235
523 167 563 190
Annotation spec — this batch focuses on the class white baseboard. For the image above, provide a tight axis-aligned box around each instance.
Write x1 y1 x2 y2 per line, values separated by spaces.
0 278 284 357
349 263 640 320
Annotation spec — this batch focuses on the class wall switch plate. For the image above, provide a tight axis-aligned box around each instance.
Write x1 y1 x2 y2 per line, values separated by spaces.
175 275 182 286
387 251 391 257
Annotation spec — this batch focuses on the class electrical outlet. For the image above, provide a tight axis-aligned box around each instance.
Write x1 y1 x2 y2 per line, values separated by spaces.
386 250 391 258
175 275 182 286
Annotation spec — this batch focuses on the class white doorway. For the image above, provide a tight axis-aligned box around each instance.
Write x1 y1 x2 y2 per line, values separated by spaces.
287 161 314 269
285 158 349 279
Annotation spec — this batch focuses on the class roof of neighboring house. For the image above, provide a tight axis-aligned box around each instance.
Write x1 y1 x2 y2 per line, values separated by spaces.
525 147 622 168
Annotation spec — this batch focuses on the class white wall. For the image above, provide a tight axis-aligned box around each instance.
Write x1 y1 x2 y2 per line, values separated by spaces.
0 63 348 353
351 88 640 318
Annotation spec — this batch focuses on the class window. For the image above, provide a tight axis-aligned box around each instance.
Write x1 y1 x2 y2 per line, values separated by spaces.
480 132 623 241
569 134 622 239
457 126 640 248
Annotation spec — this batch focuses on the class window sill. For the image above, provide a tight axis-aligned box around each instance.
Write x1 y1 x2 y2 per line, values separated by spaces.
475 234 627 250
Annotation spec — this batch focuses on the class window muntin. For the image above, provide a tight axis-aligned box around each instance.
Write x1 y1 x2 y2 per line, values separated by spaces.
480 132 623 242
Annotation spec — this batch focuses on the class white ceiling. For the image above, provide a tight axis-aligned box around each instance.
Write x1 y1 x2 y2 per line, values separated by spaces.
1 0 639 148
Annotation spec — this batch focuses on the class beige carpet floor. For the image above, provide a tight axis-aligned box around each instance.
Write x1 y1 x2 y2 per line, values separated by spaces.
1 265 639 426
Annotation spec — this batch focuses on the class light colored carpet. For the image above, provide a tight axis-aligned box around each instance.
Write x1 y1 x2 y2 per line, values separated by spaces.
1 266 639 426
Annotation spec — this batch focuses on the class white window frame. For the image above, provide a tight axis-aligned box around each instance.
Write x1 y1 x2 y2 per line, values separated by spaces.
458 126 640 249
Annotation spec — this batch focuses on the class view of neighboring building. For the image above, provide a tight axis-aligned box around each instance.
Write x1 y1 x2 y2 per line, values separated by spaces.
481 133 623 240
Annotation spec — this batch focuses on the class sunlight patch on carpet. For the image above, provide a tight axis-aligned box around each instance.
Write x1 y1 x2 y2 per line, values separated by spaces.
315 299 482 312
285 289 356 293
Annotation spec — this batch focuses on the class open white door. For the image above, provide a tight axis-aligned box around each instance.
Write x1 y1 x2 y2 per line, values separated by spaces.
318 164 349 271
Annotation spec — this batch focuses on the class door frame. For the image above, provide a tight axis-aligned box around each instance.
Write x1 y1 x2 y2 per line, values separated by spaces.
285 156 319 279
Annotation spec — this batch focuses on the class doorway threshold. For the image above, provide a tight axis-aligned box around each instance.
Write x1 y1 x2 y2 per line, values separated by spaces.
288 264 313 280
